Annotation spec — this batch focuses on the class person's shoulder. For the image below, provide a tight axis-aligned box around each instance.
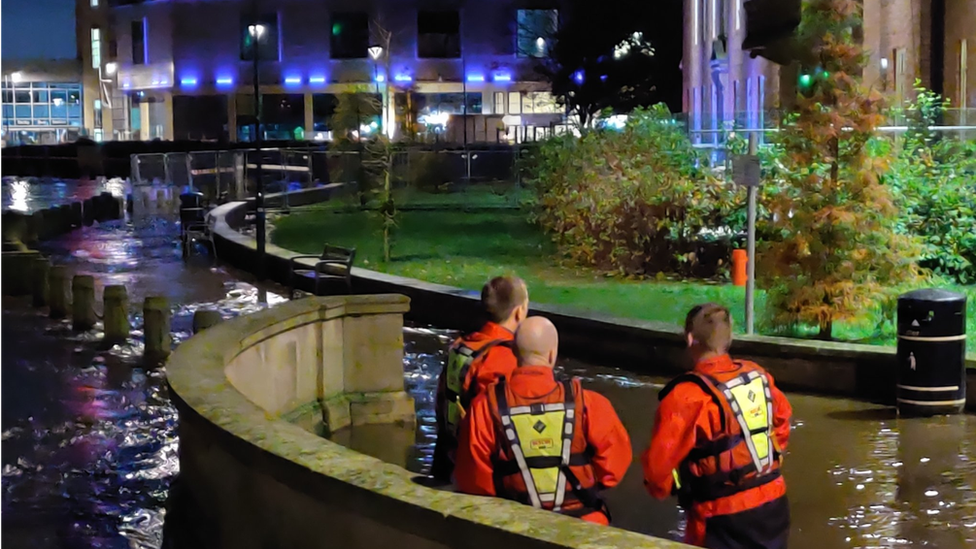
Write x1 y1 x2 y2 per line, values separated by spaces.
660 373 718 406
734 358 776 381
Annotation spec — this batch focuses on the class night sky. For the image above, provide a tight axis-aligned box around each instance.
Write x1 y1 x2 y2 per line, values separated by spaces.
2 0 77 61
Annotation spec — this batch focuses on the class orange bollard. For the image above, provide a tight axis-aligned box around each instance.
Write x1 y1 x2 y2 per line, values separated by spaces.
732 249 748 287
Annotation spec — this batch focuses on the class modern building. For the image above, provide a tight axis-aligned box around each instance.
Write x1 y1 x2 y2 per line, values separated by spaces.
1 60 87 146
683 0 976 139
78 0 572 143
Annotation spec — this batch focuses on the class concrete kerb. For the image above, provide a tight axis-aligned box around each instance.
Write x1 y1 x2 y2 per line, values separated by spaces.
208 197 976 411
167 295 691 549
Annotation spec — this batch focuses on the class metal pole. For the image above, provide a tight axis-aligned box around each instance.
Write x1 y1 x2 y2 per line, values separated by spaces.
252 4 266 279
745 133 758 335
462 58 469 180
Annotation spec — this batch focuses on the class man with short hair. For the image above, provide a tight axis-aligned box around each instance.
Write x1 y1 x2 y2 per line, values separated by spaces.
430 276 529 482
642 303 793 548
455 316 632 525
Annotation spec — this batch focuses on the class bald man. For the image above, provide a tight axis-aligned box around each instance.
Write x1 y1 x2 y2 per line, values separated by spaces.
454 317 632 524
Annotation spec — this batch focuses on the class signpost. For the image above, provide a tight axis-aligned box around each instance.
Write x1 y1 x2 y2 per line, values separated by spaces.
733 134 760 335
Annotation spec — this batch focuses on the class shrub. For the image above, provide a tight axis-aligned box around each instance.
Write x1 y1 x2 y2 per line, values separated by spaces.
527 104 742 277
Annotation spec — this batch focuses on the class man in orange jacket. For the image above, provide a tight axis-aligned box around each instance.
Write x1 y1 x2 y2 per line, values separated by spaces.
642 303 792 548
455 316 632 525
430 276 528 482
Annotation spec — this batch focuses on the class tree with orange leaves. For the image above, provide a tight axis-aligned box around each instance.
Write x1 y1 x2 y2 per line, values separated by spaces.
758 0 922 339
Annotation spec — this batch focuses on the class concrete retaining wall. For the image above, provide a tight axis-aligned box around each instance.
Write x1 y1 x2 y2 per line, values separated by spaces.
208 198 976 411
167 294 688 549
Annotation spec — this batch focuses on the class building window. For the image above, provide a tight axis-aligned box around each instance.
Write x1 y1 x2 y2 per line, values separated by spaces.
517 9 557 58
417 11 460 58
1 81 83 128
91 0 98 7
132 19 146 65
521 91 558 114
108 39 118 59
91 27 102 69
960 39 968 109
94 99 103 128
508 92 521 114
241 14 280 61
330 12 369 59
493 92 506 115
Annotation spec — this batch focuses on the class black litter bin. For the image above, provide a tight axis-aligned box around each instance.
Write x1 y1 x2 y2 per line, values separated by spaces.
896 288 968 416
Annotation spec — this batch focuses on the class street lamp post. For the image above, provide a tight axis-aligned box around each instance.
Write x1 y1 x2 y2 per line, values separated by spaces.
249 17 267 279
368 45 384 137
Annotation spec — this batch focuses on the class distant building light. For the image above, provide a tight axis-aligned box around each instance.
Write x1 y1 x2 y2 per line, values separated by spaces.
309 76 327 84
374 73 386 83
572 70 584 85
284 76 302 85
492 73 512 83
180 77 198 87
419 111 450 126
394 74 412 82
216 77 234 86
122 81 131 89
248 24 266 38
466 74 485 83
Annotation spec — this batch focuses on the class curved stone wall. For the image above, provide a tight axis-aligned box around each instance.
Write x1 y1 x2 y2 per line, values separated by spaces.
167 294 689 549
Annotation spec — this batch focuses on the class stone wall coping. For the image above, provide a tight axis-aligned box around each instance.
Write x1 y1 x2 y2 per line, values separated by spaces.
167 293 691 549
208 199 976 370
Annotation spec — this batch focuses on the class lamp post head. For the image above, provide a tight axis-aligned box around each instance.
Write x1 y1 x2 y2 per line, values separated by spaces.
10 72 23 83
248 24 266 38
104 62 118 76
368 45 384 60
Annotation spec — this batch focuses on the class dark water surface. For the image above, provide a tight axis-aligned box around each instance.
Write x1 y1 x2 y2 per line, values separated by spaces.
1 177 127 214
2 212 287 549
334 325 976 549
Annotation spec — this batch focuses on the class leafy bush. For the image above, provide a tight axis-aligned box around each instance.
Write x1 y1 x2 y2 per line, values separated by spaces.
527 104 743 277
884 84 976 284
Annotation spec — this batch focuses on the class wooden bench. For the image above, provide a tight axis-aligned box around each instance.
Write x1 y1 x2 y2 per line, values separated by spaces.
288 244 356 298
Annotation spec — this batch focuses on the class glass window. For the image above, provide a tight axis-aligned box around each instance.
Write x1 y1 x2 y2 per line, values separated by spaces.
1 90 11 103
2 105 12 118
417 11 460 58
91 0 99 7
15 105 31 118
465 92 482 114
241 14 279 61
32 90 48 102
51 90 68 105
508 92 521 114
517 9 557 58
330 12 369 59
494 92 505 115
68 104 82 118
33 105 50 118
94 99 103 128
51 101 67 119
529 91 558 113
132 19 146 64
15 90 31 103
91 27 102 69
67 89 81 104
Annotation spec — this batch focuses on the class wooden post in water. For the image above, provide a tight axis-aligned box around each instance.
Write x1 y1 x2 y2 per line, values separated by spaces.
103 285 130 342
32 256 50 307
144 296 172 359
48 265 70 319
83 198 95 226
72 275 97 331
70 202 83 227
192 309 223 334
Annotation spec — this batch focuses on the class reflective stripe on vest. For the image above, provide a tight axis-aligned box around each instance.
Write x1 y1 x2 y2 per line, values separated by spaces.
717 370 775 476
444 339 507 433
495 378 577 512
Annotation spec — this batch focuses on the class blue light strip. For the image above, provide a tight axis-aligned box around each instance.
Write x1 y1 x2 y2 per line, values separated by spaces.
394 74 412 82
284 76 302 85
180 77 198 87
466 74 485 83
216 77 234 86
492 73 512 83
309 76 327 84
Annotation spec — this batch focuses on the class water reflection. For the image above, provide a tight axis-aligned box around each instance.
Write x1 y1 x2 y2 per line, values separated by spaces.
1 176 126 214
332 326 976 549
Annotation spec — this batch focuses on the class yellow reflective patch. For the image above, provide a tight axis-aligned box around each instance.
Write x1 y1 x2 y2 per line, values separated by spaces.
511 409 567 496
728 377 771 460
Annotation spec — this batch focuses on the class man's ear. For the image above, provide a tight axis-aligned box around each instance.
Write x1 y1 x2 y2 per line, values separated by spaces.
686 332 695 348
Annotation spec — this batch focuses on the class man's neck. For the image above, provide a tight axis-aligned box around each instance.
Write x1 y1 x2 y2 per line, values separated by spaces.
498 318 518 333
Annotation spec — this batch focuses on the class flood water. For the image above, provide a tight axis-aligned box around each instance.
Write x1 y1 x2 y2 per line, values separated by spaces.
1 177 127 214
332 326 976 549
1 205 287 548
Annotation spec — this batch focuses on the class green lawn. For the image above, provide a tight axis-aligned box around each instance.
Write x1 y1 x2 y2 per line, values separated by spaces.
272 200 976 355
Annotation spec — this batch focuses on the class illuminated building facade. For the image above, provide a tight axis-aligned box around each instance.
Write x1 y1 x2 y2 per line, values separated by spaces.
683 0 976 142
81 0 570 142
